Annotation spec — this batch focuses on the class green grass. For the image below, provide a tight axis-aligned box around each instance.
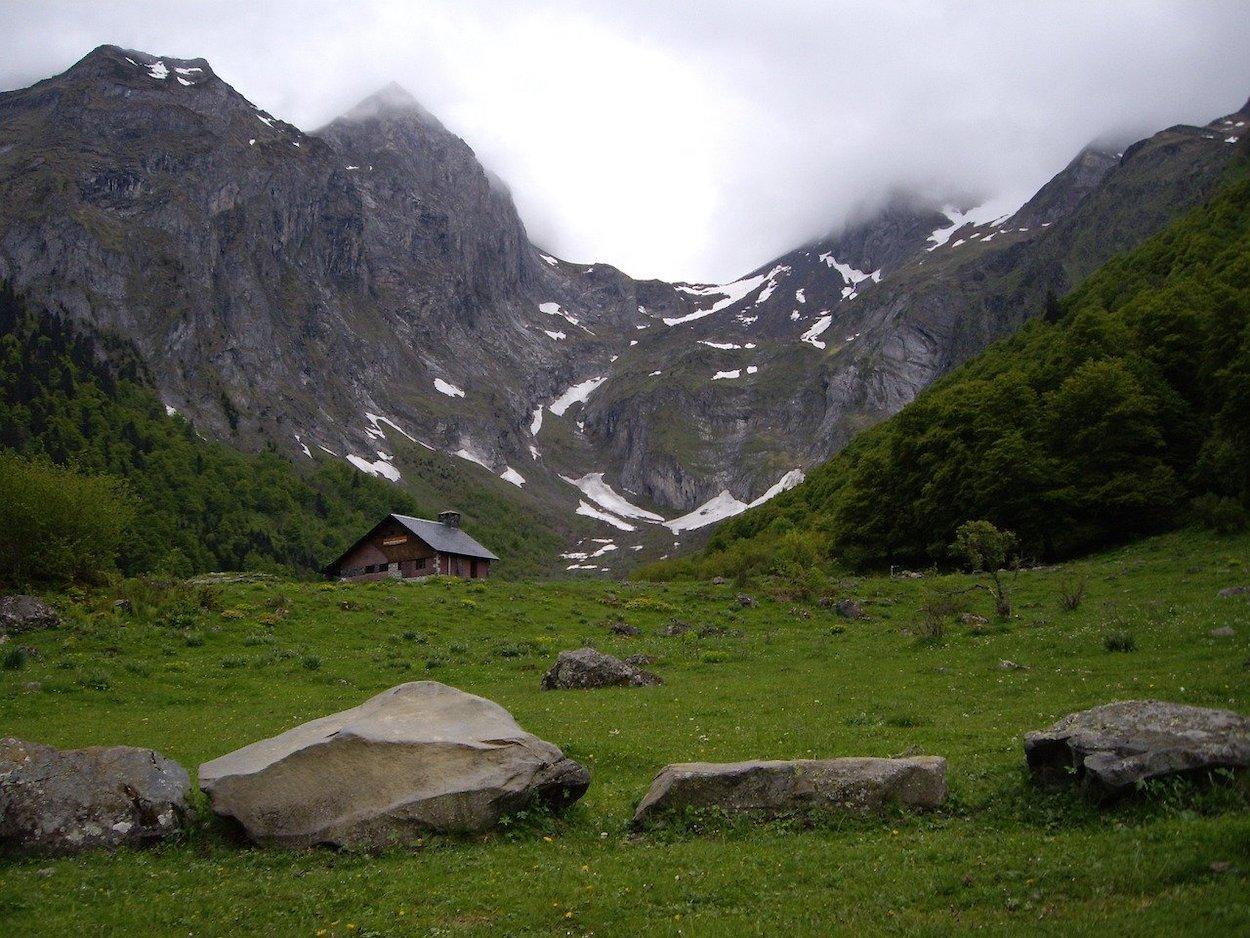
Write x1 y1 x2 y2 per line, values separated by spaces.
2 529 1249 934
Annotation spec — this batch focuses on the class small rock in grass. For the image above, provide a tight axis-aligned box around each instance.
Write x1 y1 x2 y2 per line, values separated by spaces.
1217 586 1248 598
834 599 865 620
1210 860 1232 874
998 660 1029 670
633 757 947 826
0 738 191 855
1024 699 1250 796
736 594 756 608
711 577 727 586
623 653 656 667
662 622 691 637
1210 626 1236 638
0 596 60 635
960 613 988 626
609 622 641 636
541 647 662 689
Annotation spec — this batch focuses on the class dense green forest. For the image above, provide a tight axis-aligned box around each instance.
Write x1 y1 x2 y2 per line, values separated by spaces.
0 284 423 582
646 164 1250 580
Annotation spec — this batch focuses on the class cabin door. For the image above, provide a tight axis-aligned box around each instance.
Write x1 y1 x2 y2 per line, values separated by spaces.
470 559 480 579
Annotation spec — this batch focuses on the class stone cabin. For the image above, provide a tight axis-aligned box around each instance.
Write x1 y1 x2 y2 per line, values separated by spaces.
323 511 498 582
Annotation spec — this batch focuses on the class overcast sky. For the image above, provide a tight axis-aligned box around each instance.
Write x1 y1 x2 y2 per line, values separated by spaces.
3 1 1249 282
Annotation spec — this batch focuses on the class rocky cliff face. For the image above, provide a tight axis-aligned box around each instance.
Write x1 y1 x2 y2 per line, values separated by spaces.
1 45 1245 570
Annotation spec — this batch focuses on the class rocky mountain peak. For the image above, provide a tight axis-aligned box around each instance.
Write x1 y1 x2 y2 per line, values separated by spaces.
66 44 217 88
333 81 447 132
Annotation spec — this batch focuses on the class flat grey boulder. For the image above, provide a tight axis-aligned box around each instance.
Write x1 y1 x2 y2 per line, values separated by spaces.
0 738 190 855
0 596 60 634
198 681 590 849
541 647 662 689
1024 699 1250 794
633 757 947 826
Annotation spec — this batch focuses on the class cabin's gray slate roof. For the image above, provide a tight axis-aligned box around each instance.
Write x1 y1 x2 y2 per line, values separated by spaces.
391 514 499 560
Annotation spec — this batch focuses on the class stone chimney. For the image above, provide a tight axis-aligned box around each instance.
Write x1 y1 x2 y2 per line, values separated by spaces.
438 510 461 528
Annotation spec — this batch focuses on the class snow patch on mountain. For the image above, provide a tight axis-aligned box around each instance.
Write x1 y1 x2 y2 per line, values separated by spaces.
927 194 1029 250
539 301 581 328
365 412 417 442
346 453 401 482
665 268 774 325
454 447 492 470
550 376 607 415
576 501 636 531
665 491 748 533
819 254 879 289
664 468 805 532
748 468 805 507
434 378 464 398
801 316 833 349
530 406 544 436
500 466 526 487
562 473 665 522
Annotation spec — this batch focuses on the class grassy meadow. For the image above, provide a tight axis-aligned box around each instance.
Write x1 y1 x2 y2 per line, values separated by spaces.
2 528 1249 935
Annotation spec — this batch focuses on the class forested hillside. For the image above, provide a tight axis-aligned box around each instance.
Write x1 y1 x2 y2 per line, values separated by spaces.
649 159 1250 579
0 284 425 579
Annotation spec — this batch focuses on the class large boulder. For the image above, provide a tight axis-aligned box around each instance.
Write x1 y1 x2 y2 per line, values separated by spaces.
1024 700 1250 795
0 738 191 855
633 757 947 826
0 596 60 634
198 681 590 849
540 647 662 690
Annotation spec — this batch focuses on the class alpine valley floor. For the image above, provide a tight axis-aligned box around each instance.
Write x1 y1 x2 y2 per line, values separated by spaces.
2 528 1248 935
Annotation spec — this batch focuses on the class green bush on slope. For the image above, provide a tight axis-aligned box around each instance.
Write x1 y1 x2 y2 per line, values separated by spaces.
0 453 134 586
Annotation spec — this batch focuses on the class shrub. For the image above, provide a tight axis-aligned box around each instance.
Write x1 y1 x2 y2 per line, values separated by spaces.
917 587 968 640
2 646 28 670
1058 576 1088 611
302 655 322 671
952 521 1018 617
1191 494 1249 535
78 672 112 690
0 453 134 587
1104 630 1137 653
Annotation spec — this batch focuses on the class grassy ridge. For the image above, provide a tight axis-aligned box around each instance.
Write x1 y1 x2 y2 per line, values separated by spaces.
1 528 1247 933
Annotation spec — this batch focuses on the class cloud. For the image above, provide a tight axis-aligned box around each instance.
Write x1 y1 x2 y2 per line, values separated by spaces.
2 0 1249 281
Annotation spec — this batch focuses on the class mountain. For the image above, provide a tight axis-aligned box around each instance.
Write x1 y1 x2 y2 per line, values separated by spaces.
581 106 1248 518
647 149 1250 578
0 44 1246 575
